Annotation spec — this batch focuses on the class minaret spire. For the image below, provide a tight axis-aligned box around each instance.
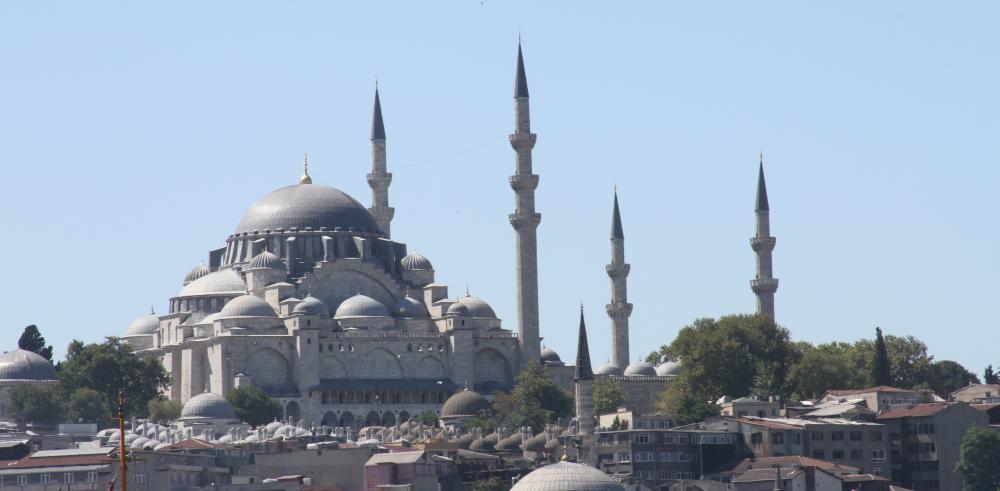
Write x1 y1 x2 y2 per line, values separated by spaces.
751 155 778 319
606 190 633 369
367 86 394 238
509 40 542 363
575 305 594 436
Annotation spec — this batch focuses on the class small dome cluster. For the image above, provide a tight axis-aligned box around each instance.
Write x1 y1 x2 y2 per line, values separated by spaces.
335 294 391 319
395 296 429 318
219 294 277 319
623 360 657 377
655 360 681 377
293 295 330 317
594 362 623 376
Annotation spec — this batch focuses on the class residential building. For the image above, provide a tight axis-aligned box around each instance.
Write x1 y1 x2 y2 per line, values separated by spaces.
363 451 439 491
950 384 1000 404
718 396 782 418
816 387 941 414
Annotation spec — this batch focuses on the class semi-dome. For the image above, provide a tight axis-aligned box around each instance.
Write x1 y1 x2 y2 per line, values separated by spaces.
441 389 491 418
125 311 160 336
593 362 623 376
511 461 625 491
400 252 433 271
395 296 428 318
0 349 57 382
234 183 380 236
184 263 210 284
623 361 656 377
540 348 563 366
655 360 681 377
334 294 391 319
248 250 284 270
219 294 277 319
180 392 237 420
458 295 497 318
178 269 246 297
446 302 470 317
293 296 330 318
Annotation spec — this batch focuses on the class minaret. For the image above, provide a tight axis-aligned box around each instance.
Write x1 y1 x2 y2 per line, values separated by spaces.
575 305 594 435
367 86 394 238
606 191 633 370
508 42 541 362
751 155 778 319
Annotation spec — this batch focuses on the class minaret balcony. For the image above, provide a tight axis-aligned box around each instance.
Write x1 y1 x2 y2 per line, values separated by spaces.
751 277 779 293
508 212 542 230
750 236 776 252
605 263 631 277
366 173 393 187
508 132 537 149
605 302 633 318
508 174 539 191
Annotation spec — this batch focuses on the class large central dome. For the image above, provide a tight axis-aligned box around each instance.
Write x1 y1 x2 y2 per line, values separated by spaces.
235 183 380 235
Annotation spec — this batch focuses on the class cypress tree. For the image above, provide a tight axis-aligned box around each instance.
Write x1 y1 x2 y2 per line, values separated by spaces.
17 325 53 362
873 327 892 386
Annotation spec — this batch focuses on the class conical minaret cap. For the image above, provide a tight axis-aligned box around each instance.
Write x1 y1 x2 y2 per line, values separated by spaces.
515 43 529 98
371 87 386 141
574 305 594 380
611 190 624 239
756 159 769 211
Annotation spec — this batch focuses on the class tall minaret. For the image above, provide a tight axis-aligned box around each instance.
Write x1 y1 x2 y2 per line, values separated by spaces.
575 305 594 435
508 42 541 362
751 156 778 319
367 87 394 238
606 191 633 370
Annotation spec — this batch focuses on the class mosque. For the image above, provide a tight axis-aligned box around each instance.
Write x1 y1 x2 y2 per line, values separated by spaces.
119 44 778 429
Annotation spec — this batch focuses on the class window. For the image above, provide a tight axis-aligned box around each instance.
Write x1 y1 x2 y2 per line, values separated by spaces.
872 449 886 463
918 423 936 434
850 431 863 441
617 452 630 463
873 467 885 477
635 433 650 444
851 449 863 460
134 473 146 484
16 475 27 486
832 449 845 459
811 431 824 441
812 450 825 459
737 410 747 417
871 432 883 441
678 453 690 462
831 431 844 441
789 432 802 444
64 473 75 483
88 472 98 483
751 432 763 444
40 474 52 484
772 432 784 444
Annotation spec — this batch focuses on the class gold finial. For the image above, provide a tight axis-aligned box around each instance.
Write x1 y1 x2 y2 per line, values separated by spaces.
300 153 312 184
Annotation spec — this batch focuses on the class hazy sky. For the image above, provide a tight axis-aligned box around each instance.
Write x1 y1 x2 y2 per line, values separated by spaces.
1 2 997 376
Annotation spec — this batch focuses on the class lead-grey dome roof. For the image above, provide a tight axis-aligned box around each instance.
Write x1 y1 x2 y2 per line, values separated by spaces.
441 389 491 418
125 311 160 336
184 263 210 284
248 250 284 270
178 269 246 297
400 252 433 271
235 184 380 235
0 349 57 382
655 360 681 376
623 361 656 377
540 348 563 366
593 362 623 376
293 295 330 317
511 462 624 491
458 295 497 318
334 294 390 319
395 296 428 318
219 294 277 318
180 392 237 420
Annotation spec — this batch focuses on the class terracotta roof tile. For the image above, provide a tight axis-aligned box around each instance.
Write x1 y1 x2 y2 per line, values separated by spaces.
876 403 949 420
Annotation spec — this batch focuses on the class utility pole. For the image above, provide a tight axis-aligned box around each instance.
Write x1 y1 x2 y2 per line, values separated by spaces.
117 389 128 491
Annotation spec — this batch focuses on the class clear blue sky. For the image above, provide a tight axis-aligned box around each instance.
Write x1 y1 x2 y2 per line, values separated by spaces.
1 2 997 376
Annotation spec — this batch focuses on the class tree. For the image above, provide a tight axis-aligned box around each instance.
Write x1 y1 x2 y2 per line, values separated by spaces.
655 380 720 426
955 426 1000 491
788 344 861 401
413 410 439 427
985 365 999 385
9 384 62 426
57 337 169 417
873 327 892 386
18 325 53 362
922 360 979 398
473 476 510 491
147 398 183 423
66 388 108 425
463 410 496 434
593 378 626 415
489 361 573 432
226 385 282 427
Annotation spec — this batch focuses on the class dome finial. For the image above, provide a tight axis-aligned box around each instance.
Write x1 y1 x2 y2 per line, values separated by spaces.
150 305 155 315
300 153 312 184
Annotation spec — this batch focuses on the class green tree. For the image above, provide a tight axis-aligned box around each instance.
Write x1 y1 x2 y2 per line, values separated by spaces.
655 380 720 426
9 384 62 426
18 325 53 362
473 476 510 491
985 365 999 385
65 388 108 425
873 327 892 386
57 337 169 417
955 426 1000 491
489 361 573 431
147 398 183 423
922 360 979 398
463 409 496 434
413 410 439 427
226 385 282 427
593 378 626 415
788 344 861 400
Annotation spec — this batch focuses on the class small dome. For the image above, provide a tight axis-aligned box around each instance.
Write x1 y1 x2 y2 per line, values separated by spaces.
469 438 495 452
594 362 624 376
441 389 491 418
540 348 563 365
184 263 210 284
511 461 625 491
334 294 390 319
219 294 277 319
655 360 681 377
180 392 237 420
248 251 284 270
178 269 246 298
395 296 429 318
0 350 57 382
458 295 497 318
125 311 160 336
400 252 433 271
522 433 547 452
446 302 470 317
624 361 656 377
293 296 330 317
